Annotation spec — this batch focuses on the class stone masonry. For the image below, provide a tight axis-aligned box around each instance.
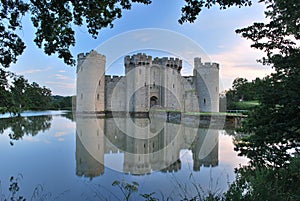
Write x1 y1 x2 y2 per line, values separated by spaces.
76 51 219 113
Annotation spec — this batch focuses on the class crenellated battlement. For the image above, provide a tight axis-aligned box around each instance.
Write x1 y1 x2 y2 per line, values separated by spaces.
105 75 124 83
194 57 219 69
153 56 182 71
77 50 106 60
124 53 153 67
124 53 182 72
77 51 220 114
77 50 106 73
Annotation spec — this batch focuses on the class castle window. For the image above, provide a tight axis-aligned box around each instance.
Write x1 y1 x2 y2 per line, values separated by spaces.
97 94 99 100
153 82 155 86
144 82 146 86
98 80 101 86
173 84 175 88
204 98 206 104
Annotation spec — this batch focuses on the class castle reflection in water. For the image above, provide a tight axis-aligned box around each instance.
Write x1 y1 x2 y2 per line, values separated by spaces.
76 116 219 179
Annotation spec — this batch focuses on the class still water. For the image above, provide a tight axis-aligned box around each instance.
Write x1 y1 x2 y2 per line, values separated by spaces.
0 111 247 200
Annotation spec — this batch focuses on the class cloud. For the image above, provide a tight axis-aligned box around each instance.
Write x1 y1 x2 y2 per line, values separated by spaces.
24 136 40 142
55 74 73 81
45 81 75 89
210 39 274 89
54 131 68 137
24 136 51 144
17 66 52 75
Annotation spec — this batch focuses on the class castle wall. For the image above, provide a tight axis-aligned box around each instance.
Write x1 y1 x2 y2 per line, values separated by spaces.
183 76 199 112
105 75 126 111
76 116 219 177
77 52 220 113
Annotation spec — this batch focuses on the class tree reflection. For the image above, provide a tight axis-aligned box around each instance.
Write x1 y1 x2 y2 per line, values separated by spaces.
0 115 52 145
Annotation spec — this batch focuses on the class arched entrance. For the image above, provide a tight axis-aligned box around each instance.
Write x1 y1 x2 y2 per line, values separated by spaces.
150 96 159 107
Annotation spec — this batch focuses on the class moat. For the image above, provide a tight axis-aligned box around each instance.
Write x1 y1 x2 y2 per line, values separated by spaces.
0 111 247 200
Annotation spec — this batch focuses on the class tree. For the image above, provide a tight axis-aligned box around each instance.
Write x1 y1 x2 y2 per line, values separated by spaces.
0 0 151 68
0 69 12 113
180 0 300 199
25 82 52 110
0 71 53 114
180 0 300 166
9 75 29 114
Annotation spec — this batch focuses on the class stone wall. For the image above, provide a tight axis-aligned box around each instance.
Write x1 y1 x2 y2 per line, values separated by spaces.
75 116 219 177
76 52 220 113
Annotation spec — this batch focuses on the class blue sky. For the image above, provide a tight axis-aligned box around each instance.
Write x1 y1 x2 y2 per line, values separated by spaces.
9 0 273 96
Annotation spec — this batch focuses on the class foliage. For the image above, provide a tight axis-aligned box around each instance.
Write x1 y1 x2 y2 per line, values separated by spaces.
0 115 52 145
0 70 53 115
111 180 171 201
180 0 300 200
0 0 151 67
225 77 263 110
179 0 252 24
233 0 300 168
229 100 259 111
50 95 73 110
0 70 73 114
0 175 26 201
224 155 300 201
112 180 139 201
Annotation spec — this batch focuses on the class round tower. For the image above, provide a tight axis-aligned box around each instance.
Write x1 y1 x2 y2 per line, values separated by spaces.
76 51 106 113
194 57 219 112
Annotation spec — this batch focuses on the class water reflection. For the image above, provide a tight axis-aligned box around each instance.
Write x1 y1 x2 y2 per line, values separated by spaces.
0 115 52 144
76 116 219 179
0 113 247 200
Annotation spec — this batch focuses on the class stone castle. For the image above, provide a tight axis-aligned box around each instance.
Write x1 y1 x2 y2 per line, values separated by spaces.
76 51 219 113
76 116 219 178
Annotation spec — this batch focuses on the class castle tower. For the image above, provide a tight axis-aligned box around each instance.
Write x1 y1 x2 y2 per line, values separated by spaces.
76 51 106 113
194 58 219 112
76 117 105 178
124 53 152 112
152 57 183 110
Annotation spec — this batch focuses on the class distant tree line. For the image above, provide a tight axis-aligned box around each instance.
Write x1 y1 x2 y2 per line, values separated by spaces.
50 95 74 110
0 69 73 115
225 77 264 110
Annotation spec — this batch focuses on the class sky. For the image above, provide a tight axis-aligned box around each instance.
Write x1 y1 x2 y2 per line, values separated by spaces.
9 0 274 96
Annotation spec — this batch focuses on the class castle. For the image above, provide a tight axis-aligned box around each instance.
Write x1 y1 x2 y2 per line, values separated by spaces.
76 51 220 113
76 116 219 177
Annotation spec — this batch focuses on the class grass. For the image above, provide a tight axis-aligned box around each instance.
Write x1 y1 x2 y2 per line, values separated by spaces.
232 100 259 110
